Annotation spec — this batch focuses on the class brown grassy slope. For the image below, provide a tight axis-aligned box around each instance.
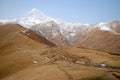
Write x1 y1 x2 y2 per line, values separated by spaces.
2 46 120 80
0 24 120 80
0 24 55 79
75 29 120 54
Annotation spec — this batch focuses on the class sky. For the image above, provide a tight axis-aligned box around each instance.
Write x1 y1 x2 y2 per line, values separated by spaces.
0 0 120 24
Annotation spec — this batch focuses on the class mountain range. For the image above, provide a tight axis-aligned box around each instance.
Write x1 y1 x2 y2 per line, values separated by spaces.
1 8 119 54
0 8 120 80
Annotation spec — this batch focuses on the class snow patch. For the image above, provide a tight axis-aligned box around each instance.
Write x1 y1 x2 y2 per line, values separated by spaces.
100 64 107 67
32 60 38 63
70 32 76 36
52 30 58 38
100 26 111 31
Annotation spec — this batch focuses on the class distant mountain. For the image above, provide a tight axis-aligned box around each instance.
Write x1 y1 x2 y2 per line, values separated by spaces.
93 21 120 33
0 19 17 24
0 8 92 45
75 29 120 54
17 8 47 28
0 8 120 54
75 21 120 54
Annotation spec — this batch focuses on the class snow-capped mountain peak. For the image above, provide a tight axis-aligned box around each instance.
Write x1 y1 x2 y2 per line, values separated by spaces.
27 8 47 20
94 23 116 33
17 8 48 28
0 8 119 45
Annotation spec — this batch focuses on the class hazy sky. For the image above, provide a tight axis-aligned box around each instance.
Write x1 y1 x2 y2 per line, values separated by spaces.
0 0 120 24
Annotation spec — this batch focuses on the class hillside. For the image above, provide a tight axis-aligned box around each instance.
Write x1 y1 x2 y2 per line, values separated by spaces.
75 29 120 55
0 24 55 79
0 24 120 80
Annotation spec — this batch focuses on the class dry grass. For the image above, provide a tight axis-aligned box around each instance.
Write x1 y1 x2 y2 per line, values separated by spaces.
0 24 120 80
75 29 120 54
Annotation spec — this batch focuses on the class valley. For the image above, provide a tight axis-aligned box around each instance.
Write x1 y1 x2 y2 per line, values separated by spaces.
0 24 120 80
